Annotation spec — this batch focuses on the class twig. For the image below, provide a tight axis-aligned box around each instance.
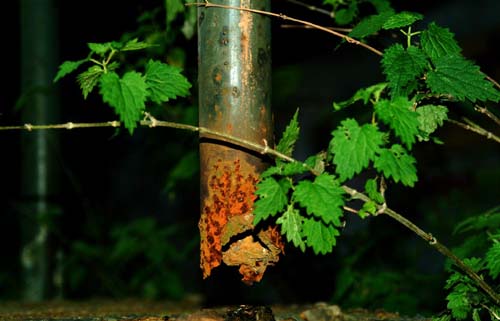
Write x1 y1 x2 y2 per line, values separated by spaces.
186 1 383 56
281 24 352 33
3 115 499 304
446 118 500 144
342 185 500 306
486 75 500 90
475 105 500 127
284 0 334 18
0 121 121 131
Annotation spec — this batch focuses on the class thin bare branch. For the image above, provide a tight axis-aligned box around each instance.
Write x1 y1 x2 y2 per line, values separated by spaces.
285 0 334 18
446 118 500 144
3 114 498 304
281 24 352 33
186 1 383 56
475 105 500 127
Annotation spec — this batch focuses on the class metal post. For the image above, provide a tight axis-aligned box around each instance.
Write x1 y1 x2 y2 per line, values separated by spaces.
20 0 61 300
198 0 283 285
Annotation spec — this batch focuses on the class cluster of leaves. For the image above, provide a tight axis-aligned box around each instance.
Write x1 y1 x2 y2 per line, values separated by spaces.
253 3 500 257
432 207 500 321
54 38 192 134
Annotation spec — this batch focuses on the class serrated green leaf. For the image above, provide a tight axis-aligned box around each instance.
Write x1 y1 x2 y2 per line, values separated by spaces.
486 242 500 279
382 11 423 30
77 65 104 99
333 83 387 110
99 71 148 134
446 288 471 320
374 144 417 187
254 177 291 224
121 38 155 51
166 0 185 24
349 11 394 39
375 97 420 149
365 178 384 204
416 104 448 138
426 55 500 102
145 60 191 103
54 59 87 83
302 217 339 255
454 211 500 235
293 173 345 225
421 22 461 62
382 44 428 97
276 108 300 156
88 42 113 55
330 119 384 181
276 204 305 251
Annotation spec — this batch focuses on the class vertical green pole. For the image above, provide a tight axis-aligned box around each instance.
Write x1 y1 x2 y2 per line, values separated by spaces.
20 0 61 300
198 0 283 285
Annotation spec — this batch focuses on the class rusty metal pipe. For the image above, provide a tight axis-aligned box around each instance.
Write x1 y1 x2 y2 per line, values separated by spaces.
197 0 283 284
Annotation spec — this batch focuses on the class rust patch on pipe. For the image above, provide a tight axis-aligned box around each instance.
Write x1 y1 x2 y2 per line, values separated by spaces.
199 156 284 284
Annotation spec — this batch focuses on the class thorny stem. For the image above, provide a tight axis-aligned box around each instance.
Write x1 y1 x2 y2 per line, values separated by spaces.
2 115 499 305
186 1 384 56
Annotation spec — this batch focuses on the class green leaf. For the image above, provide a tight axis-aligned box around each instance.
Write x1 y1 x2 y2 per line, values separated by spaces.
293 173 345 226
421 22 462 62
426 55 500 102
486 242 500 279
88 42 113 55
54 59 87 83
447 283 472 320
166 0 185 24
416 104 448 138
374 144 417 187
375 97 420 149
302 217 340 255
121 38 155 51
77 65 104 99
145 60 191 103
382 44 428 97
335 2 358 25
349 10 394 39
305 152 327 175
358 201 377 218
282 161 309 176
330 119 384 181
276 204 305 251
382 11 423 30
367 0 392 13
254 177 291 224
276 108 300 156
333 83 387 110
365 178 384 204
99 71 148 134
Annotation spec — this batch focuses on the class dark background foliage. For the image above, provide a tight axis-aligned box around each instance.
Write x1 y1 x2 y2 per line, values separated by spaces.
1 0 499 316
